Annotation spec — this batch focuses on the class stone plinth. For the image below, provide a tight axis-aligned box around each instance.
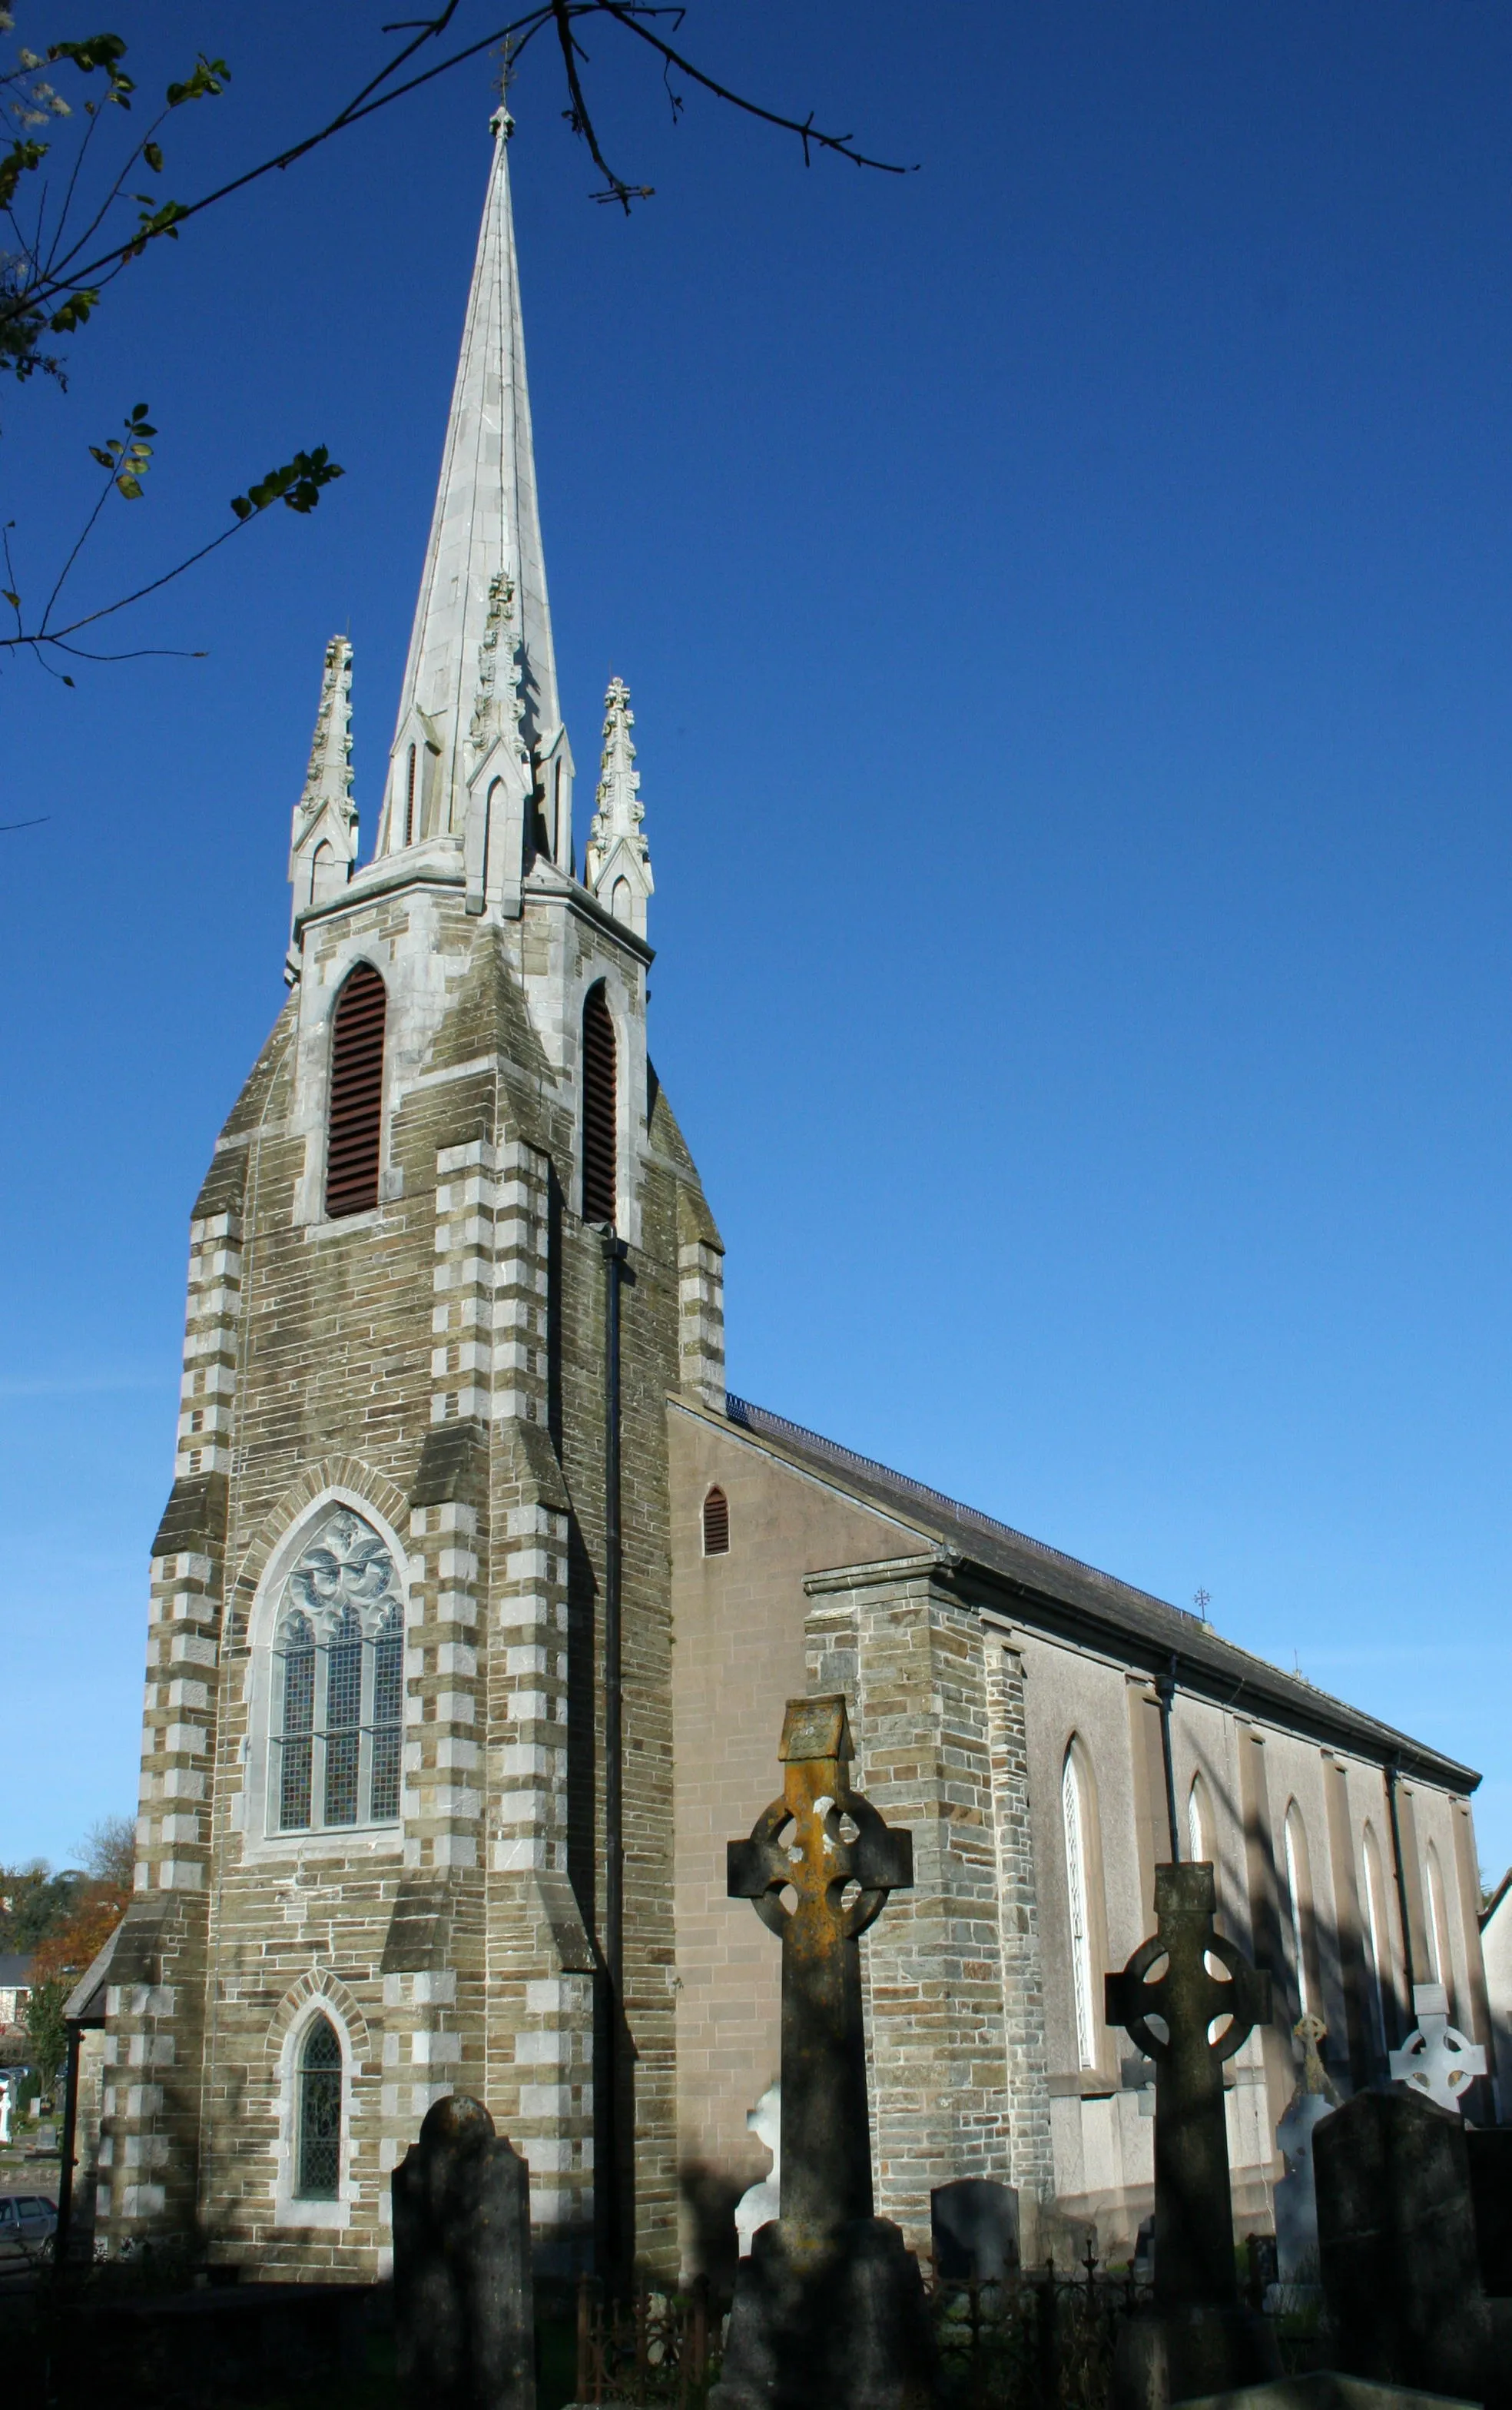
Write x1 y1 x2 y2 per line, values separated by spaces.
710 2216 937 2410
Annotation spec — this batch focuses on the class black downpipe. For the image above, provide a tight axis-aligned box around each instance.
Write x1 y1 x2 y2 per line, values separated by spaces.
1155 1655 1182 1864
598 1229 628 2281
1385 1760 1418 2004
53 2021 81 2270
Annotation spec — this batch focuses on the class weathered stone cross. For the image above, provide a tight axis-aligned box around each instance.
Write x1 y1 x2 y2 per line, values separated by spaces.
1389 1981 1487 2114
728 1695 914 2246
1106 1863 1272 2315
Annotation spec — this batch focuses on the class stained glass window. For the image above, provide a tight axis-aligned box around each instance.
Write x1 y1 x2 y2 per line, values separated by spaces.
323 1605 363 1826
278 1611 316 1831
370 1604 403 1824
266 1509 405 1837
297 2016 343 2199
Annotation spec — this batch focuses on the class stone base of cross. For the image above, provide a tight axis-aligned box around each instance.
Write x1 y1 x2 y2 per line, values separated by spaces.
1389 1983 1487 2114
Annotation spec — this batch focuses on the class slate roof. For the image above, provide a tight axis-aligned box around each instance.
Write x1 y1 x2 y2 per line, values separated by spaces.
0 1954 33 1988
721 1394 1479 1792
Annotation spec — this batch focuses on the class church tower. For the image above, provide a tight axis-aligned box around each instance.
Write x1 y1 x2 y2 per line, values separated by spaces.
99 112 724 2280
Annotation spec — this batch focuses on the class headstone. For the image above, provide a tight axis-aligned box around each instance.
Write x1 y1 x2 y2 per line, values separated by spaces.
1104 1861 1279 2406
930 2179 1019 2285
392 2092 536 2410
1274 2015 1339 2286
0 2076 12 2146
1388 1983 1486 2115
735 2083 781 2259
1313 2085 1512 2406
711 1695 939 2410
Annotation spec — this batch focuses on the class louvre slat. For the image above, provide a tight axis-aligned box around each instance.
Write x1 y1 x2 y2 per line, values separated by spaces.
582 984 617 1227
326 964 387 1217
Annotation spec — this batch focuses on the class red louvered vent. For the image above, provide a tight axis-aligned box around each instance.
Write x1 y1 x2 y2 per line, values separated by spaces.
582 983 618 1227
702 1486 730 1557
325 963 386 1218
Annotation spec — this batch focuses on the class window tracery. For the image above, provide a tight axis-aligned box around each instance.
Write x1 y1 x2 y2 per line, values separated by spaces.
270 1508 404 1835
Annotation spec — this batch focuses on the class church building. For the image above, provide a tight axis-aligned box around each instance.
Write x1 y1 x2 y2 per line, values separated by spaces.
85 114 1497 2285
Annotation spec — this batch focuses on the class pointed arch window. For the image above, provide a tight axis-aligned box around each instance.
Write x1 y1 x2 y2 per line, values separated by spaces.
297 2016 343 2200
1361 1821 1391 2055
326 963 386 1218
582 981 617 1227
1062 1743 1099 2070
403 743 417 847
1187 1772 1215 1874
702 1486 730 1556
1282 1803 1314 2019
271 1508 405 1835
1425 1841 1451 1991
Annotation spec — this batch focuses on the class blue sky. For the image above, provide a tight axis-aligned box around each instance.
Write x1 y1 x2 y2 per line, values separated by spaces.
4 2 1512 1877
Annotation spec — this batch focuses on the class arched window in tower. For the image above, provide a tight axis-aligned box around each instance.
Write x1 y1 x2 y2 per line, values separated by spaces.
1062 1741 1099 2070
403 742 417 847
325 963 386 1218
1282 1803 1314 2018
1361 1821 1391 2055
297 2015 343 2200
269 1506 405 1836
702 1486 730 1556
581 981 617 1227
1187 1771 1214 1871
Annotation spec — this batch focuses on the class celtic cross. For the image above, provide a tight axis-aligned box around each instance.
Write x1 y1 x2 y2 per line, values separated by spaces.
727 1695 914 2246
1106 1862 1272 2313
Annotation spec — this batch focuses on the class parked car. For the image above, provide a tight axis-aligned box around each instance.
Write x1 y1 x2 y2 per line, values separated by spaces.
0 2194 56 2262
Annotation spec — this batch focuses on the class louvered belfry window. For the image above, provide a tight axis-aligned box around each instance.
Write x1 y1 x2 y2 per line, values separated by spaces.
581 983 618 1227
326 963 386 1218
702 1486 730 1556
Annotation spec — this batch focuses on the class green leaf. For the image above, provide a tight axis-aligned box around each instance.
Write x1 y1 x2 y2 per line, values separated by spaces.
114 473 144 499
0 138 49 211
48 35 128 76
167 55 230 108
2 590 19 609
230 495 254 521
88 445 112 468
48 287 98 335
143 140 163 171
61 675 75 687
129 402 151 423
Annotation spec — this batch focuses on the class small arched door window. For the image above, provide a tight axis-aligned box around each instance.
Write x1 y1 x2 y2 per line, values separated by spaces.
326 963 386 1218
702 1486 730 1556
1062 1742 1099 2070
297 2016 343 2200
581 982 617 1227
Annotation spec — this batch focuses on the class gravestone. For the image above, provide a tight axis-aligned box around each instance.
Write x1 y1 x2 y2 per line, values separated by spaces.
1388 1983 1486 2115
392 2093 536 2410
0 2074 12 2146
930 2179 1019 2285
711 1695 939 2410
735 2083 781 2259
1274 2015 1339 2287
1314 2085 1512 2409
1104 1861 1279 2406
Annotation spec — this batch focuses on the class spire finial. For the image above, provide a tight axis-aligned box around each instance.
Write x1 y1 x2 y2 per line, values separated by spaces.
585 675 653 937
376 111 559 878
287 634 357 975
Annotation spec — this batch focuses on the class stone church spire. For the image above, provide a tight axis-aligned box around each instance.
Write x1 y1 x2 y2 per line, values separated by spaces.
377 110 572 882
287 633 356 964
585 675 653 936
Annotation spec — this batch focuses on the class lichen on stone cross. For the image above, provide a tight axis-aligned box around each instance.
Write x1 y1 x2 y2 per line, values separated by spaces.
1389 1982 1487 2114
727 1696 913 2248
1105 1862 1272 2315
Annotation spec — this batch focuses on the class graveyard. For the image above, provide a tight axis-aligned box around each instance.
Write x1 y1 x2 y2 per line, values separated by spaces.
0 1691 1506 2409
